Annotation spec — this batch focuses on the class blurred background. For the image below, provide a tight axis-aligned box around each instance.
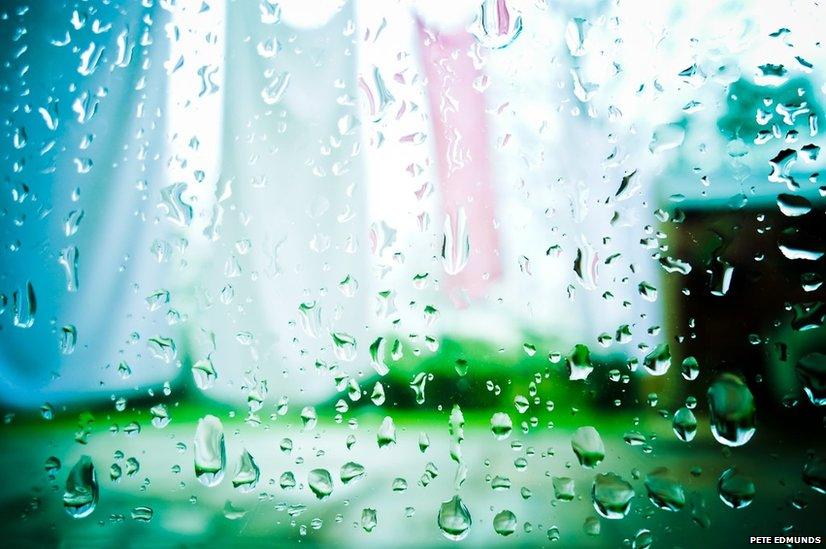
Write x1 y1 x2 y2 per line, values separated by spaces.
0 0 824 546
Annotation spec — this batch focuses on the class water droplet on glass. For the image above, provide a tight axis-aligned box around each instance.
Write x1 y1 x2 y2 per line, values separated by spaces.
553 477 575 501
572 426 605 468
796 352 826 406
308 468 333 499
644 467 686 511
802 456 825 494
469 0 523 50
261 71 291 105
437 495 472 541
592 473 634 519
150 404 170 428
672 407 697 441
59 325 77 355
12 281 36 328
490 412 513 440
717 468 756 509
331 332 357 362
361 508 377 532
681 356 700 380
568 344 594 381
643 344 671 376
377 416 396 447
232 449 260 492
493 509 517 536
649 123 685 154
63 456 98 518
369 337 389 376
707 374 756 446
192 357 217 390
340 461 365 484
194 415 226 487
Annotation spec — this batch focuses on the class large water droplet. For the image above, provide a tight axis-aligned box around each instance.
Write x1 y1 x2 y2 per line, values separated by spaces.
63 455 98 518
377 416 397 447
707 374 756 447
644 467 685 511
192 357 218 390
232 449 260 492
438 495 472 541
672 407 697 442
565 17 591 56
331 332 357 362
12 281 36 328
194 415 226 487
340 461 365 484
777 193 812 217
493 509 516 536
369 337 389 376
361 508 377 532
717 468 755 509
643 344 671 376
572 426 605 468
308 468 333 499
592 473 634 519
568 344 594 381
490 412 513 440
469 0 523 50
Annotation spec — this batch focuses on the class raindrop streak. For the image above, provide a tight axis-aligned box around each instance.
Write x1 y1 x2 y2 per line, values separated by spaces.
441 208 470 275
571 426 605 468
707 374 756 447
194 415 226 487
63 456 98 518
438 495 472 541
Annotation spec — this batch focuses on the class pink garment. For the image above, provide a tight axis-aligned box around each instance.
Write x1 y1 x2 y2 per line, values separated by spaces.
416 22 501 306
